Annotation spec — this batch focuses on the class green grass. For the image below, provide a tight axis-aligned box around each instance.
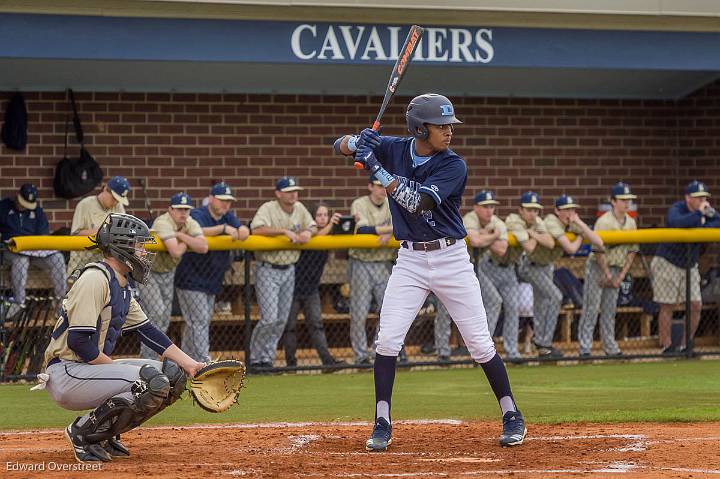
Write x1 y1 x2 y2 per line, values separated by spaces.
2 359 720 430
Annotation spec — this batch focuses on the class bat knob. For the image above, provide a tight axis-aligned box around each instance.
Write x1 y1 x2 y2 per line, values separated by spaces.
354 162 365 170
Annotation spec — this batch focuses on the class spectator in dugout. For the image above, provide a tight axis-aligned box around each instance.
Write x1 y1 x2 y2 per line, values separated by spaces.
0 183 67 317
348 175 395 366
174 183 249 362
282 203 346 369
137 192 208 360
577 184 636 358
506 192 561 359
249 176 316 370
652 180 720 354
67 176 130 275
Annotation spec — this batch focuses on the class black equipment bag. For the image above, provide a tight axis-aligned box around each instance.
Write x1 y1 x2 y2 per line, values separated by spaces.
53 89 103 199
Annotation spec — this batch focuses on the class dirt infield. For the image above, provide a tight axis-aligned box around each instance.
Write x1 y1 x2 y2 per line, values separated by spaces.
2 420 719 478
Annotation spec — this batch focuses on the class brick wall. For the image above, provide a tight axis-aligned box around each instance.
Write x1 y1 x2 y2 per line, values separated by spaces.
678 82 720 193
1 84 718 231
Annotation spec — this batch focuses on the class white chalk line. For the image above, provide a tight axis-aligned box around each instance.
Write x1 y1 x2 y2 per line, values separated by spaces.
293 466 720 477
662 468 720 474
529 433 649 452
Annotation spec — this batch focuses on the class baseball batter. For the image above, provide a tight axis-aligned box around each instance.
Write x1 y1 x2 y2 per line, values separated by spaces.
37 213 204 463
334 93 526 451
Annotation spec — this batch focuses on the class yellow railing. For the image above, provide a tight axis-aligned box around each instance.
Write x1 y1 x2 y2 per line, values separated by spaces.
8 228 720 253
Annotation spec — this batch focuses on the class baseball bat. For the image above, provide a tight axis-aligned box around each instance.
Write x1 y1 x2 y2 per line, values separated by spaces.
354 24 424 169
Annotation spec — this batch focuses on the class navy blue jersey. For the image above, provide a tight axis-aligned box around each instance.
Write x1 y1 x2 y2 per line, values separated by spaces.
0 198 50 241
655 200 720 268
175 205 243 294
375 136 467 242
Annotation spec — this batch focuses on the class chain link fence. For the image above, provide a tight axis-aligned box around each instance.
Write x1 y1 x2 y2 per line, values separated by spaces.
2 238 720 381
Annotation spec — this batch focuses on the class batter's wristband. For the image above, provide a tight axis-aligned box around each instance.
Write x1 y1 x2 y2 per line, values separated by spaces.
373 167 395 188
347 135 360 152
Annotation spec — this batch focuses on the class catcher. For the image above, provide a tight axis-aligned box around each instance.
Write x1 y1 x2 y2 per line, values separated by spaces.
36 213 241 463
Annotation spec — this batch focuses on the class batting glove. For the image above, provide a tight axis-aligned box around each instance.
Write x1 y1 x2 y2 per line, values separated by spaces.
356 128 381 151
355 144 381 173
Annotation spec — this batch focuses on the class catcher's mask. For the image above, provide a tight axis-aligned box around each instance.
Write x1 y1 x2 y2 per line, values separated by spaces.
89 213 156 284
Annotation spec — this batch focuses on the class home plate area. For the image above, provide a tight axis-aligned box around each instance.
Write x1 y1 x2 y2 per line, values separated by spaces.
2 420 720 478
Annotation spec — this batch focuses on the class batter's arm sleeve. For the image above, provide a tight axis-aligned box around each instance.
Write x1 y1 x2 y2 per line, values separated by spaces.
389 186 436 215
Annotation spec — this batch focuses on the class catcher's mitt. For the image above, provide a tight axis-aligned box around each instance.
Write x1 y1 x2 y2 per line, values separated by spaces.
189 360 246 413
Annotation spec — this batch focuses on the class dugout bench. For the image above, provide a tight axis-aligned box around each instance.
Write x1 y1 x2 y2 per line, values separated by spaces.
554 256 719 348
3 254 719 362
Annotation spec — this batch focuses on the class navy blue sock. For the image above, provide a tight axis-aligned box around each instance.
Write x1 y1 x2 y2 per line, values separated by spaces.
480 353 516 413
374 353 397 421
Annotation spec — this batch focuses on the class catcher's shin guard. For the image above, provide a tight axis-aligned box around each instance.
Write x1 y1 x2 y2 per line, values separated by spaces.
162 358 187 407
81 364 171 443
120 364 172 433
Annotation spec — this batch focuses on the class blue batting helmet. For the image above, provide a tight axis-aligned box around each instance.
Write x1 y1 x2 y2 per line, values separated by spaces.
406 94 462 140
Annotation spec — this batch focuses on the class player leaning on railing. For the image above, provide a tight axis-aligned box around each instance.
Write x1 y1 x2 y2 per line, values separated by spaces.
652 180 720 354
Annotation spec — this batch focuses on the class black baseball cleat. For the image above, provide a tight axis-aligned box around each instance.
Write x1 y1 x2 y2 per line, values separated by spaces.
366 417 393 452
322 358 348 374
65 419 113 463
537 346 564 359
499 410 527 447
103 435 130 458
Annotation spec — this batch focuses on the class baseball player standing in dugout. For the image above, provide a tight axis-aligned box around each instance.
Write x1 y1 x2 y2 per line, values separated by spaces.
334 93 526 451
37 213 204 463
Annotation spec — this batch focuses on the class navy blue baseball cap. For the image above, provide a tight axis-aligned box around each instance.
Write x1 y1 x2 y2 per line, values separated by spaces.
170 192 193 209
520 191 542 209
610 182 636 200
211 182 236 201
108 176 131 206
17 183 38 210
555 194 579 210
474 190 499 206
686 180 711 198
276 176 303 192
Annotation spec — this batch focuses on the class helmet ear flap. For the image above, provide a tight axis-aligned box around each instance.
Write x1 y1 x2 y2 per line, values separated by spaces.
416 125 429 140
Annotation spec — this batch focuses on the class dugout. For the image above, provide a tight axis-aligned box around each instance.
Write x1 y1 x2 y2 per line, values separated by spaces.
0 2 719 227
2 1 720 368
